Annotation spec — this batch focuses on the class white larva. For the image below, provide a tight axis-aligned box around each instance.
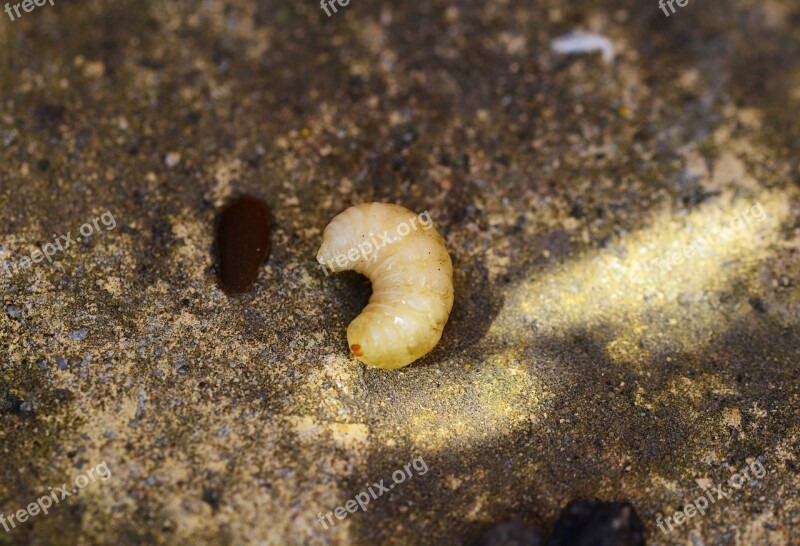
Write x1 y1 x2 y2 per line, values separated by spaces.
317 203 454 369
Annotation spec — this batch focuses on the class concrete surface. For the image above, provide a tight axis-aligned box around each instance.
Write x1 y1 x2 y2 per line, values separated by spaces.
0 0 799 544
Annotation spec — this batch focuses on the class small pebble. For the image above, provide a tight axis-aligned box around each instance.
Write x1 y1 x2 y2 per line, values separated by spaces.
165 152 181 167
69 327 89 341
0 392 22 413
6 305 22 320
2 129 17 148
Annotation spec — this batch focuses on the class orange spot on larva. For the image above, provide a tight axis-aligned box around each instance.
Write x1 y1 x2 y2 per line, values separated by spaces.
350 344 363 357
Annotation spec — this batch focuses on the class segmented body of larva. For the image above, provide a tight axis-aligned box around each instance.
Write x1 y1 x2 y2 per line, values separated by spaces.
317 203 454 369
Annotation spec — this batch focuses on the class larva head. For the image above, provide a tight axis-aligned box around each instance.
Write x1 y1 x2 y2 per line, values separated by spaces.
347 307 446 369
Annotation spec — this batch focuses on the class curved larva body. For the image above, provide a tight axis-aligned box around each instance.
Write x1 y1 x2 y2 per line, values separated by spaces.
317 203 454 369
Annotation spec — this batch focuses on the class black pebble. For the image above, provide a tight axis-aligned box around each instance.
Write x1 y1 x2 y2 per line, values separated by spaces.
216 195 271 295
0 392 22 414
202 487 222 512
749 297 767 314
548 500 645 546
474 519 543 546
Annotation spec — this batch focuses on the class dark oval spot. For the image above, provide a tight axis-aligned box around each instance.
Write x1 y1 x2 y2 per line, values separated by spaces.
216 196 271 295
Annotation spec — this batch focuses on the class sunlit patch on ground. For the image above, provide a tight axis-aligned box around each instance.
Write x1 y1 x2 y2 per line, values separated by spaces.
497 191 792 363
377 351 547 452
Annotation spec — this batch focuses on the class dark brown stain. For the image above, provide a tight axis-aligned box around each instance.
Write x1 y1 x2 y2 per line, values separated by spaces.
216 195 271 295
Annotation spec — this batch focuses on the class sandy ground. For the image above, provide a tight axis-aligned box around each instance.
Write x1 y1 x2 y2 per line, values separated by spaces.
1 0 799 544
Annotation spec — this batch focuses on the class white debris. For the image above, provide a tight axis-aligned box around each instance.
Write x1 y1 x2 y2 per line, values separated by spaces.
550 31 615 63
165 152 181 167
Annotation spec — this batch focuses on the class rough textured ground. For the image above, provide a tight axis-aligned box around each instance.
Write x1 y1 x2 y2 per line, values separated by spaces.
1 0 799 545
